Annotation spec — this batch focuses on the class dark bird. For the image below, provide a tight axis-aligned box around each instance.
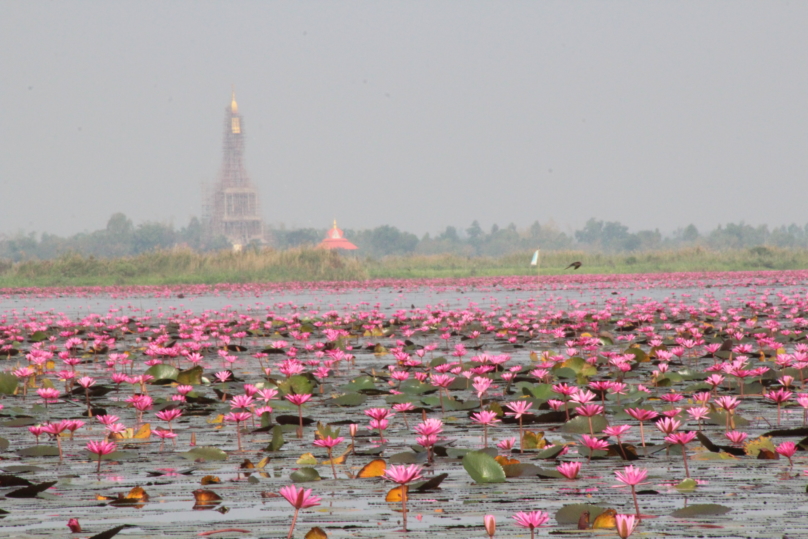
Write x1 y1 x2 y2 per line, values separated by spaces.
577 510 590 530
565 261 582 270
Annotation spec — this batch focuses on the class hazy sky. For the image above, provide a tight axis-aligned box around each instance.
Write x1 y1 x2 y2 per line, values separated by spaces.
1 2 806 238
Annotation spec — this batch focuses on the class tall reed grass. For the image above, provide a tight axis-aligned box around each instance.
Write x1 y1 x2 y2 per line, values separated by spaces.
0 245 806 286
0 247 368 287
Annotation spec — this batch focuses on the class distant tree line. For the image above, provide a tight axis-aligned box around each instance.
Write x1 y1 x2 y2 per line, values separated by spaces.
3 213 808 262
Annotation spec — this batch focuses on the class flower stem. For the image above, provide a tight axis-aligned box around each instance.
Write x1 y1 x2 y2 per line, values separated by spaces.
631 485 641 522
297 406 303 439
682 444 690 478
401 484 409 531
519 417 524 454
287 507 299 539
328 447 337 480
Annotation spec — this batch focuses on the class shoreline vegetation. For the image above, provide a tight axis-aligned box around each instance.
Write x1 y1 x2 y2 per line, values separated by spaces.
1 245 807 287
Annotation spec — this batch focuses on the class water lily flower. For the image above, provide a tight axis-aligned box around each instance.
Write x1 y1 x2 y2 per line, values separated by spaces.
87 439 117 474
382 464 423 531
279 485 321 539
511 510 549 539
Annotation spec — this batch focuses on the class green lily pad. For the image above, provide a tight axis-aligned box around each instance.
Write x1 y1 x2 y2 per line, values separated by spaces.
412 473 448 492
28 330 49 342
326 393 366 407
290 467 321 483
0 373 18 395
278 375 313 396
502 463 542 478
177 366 204 385
265 425 285 452
517 383 554 400
462 451 506 484
671 504 732 518
555 504 607 525
182 446 228 461
389 452 424 464
16 445 60 457
144 364 179 382
535 444 567 460
398 379 435 395
341 375 377 393
560 415 607 434
676 478 698 491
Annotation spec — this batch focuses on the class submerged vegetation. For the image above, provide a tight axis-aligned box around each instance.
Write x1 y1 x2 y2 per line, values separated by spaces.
0 245 807 287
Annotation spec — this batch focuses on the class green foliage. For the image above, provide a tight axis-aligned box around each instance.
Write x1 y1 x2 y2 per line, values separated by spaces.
5 212 808 286
144 364 179 382
290 467 321 483
462 451 506 484
182 446 228 461
0 373 18 395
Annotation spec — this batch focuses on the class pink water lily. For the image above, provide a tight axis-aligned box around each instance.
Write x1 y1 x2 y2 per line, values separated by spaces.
87 439 117 474
279 485 321 539
382 464 423 531
512 510 549 539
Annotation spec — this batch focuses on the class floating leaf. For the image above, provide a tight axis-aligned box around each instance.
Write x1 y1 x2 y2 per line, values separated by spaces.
758 449 779 460
671 504 732 518
193 489 222 504
278 375 314 396
177 366 204 385
357 459 386 478
327 393 366 407
315 422 341 440
28 330 49 342
183 446 228 461
144 364 179 382
0 373 19 395
0 474 31 487
297 453 318 465
6 481 57 498
555 504 607 526
676 478 698 491
305 527 328 539
125 486 149 501
266 425 285 452
494 455 520 466
744 435 776 457
389 452 422 464
412 472 448 492
560 415 607 434
134 423 151 439
502 463 542 478
109 486 150 505
322 445 351 465
462 451 506 484
16 445 60 457
201 475 221 485
521 430 547 450
290 467 321 483
535 444 567 460
592 509 617 529
88 525 135 539
385 485 406 502
256 456 271 468
2 417 36 428
341 375 378 392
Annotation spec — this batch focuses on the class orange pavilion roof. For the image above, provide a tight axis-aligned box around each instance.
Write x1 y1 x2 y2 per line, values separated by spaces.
318 220 358 250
